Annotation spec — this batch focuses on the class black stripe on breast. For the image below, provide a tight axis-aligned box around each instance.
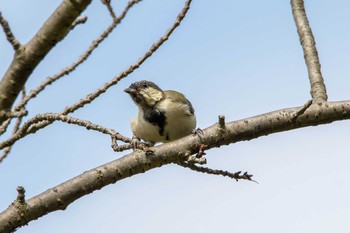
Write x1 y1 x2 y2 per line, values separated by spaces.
143 107 166 136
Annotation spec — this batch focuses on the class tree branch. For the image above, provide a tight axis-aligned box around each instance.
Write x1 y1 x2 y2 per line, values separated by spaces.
0 0 92 124
1 100 350 232
0 11 21 51
291 0 327 103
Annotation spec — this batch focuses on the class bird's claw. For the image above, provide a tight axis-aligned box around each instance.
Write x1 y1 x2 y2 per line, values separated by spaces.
192 128 203 136
130 136 141 151
129 135 155 155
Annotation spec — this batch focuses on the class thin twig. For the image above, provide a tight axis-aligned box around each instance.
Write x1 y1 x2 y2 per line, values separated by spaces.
0 115 24 162
0 119 11 136
70 15 88 31
0 11 21 51
0 89 26 136
178 162 256 182
0 109 27 119
0 113 130 150
291 0 327 103
0 147 11 163
100 0 111 5
14 0 140 111
105 1 117 19
0 90 26 162
291 99 313 122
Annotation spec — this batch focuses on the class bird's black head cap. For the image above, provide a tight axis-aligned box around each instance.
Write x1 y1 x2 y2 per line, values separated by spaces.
124 80 164 107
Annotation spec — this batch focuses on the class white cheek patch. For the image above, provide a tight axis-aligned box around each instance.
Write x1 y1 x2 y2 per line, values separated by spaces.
140 88 163 106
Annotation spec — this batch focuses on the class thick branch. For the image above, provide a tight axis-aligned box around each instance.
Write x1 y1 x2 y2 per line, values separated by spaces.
1 101 350 232
0 0 92 123
291 0 327 103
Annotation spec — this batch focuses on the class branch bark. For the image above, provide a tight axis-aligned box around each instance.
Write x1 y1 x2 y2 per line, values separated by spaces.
1 100 350 232
0 0 92 124
291 0 328 103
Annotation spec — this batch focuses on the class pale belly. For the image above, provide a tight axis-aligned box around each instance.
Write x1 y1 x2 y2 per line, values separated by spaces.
131 113 196 144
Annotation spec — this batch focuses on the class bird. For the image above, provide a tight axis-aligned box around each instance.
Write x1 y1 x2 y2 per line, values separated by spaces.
124 80 196 146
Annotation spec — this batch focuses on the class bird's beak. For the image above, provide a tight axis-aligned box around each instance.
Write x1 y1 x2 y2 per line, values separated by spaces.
124 87 136 94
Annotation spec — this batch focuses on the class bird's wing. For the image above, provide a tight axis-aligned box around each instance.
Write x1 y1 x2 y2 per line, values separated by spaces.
164 90 195 115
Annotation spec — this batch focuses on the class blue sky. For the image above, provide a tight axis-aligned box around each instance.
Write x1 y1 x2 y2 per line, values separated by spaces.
1 0 350 232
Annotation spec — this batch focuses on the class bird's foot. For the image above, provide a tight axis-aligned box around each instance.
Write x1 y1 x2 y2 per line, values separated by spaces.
192 128 203 136
130 136 141 151
112 135 152 152
130 136 155 155
192 128 204 142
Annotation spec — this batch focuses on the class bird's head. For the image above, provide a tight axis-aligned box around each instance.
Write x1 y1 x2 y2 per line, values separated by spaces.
124 80 164 108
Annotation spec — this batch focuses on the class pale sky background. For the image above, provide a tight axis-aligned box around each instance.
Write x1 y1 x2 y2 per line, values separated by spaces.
1 0 350 232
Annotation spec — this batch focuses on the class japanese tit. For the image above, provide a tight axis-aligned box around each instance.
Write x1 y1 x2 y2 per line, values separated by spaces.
125 80 196 145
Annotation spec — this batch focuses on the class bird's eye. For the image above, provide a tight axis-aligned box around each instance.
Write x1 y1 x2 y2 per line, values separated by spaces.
142 83 148 88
